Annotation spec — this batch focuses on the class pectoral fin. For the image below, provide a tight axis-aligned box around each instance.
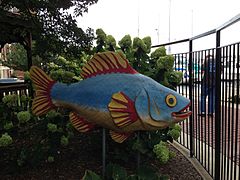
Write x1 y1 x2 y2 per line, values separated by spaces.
69 112 94 132
109 130 131 143
108 92 138 128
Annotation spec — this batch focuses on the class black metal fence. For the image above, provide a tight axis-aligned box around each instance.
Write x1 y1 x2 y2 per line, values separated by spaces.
152 14 240 179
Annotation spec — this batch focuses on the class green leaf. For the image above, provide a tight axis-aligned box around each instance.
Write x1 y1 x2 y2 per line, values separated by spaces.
132 139 148 154
126 175 138 180
137 166 159 180
82 170 102 180
106 163 127 180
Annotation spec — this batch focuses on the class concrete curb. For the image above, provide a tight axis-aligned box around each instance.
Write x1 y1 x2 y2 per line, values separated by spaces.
170 141 213 180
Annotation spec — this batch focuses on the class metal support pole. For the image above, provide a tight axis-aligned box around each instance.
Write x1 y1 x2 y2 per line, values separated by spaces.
137 131 141 169
26 32 32 71
188 40 194 157
25 32 33 102
214 30 221 180
102 128 106 178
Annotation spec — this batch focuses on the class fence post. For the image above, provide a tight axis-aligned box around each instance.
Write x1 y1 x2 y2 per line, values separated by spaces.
188 39 194 157
214 30 221 180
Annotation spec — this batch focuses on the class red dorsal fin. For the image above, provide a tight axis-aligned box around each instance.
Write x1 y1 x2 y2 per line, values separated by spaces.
81 51 137 79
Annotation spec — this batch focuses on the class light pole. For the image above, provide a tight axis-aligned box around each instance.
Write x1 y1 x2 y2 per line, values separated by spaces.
168 0 171 54
137 0 140 36
155 28 159 44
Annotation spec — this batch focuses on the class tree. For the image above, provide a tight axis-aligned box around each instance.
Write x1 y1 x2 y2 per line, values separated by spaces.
0 0 98 59
0 43 28 71
92 29 183 89
95 28 107 52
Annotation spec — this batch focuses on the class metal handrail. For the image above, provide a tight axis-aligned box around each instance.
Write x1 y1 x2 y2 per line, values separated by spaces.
152 13 240 48
217 13 240 31
151 38 189 48
190 29 216 41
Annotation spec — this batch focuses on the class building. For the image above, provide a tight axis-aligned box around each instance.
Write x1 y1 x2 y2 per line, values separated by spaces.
0 44 12 78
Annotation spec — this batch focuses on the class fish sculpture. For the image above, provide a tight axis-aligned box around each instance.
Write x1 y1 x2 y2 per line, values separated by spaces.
30 51 191 143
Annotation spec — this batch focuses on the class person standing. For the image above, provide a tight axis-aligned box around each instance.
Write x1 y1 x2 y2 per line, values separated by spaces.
199 55 216 116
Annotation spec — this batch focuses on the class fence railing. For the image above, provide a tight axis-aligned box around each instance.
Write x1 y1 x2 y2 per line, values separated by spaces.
0 82 29 102
152 13 240 179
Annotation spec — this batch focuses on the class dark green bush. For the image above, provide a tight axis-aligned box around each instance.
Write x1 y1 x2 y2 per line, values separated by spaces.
82 163 169 180
0 133 13 147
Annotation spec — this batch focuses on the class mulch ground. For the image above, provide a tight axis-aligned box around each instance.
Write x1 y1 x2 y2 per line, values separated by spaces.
0 131 202 180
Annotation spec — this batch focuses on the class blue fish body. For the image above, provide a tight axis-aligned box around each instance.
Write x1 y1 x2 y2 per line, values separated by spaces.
51 74 144 111
30 51 191 143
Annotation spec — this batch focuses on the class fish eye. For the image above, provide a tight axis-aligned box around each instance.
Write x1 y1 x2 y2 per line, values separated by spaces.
165 94 177 108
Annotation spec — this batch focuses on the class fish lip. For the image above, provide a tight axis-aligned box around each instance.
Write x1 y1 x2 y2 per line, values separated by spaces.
171 102 192 122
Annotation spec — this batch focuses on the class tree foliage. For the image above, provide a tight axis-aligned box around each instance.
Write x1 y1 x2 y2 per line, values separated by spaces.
0 0 98 59
0 43 28 71
93 29 182 88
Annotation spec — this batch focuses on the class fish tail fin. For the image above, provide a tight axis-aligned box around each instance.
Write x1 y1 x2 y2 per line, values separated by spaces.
30 66 56 116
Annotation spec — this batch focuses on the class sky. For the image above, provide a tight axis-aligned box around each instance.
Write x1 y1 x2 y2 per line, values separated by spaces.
76 0 240 53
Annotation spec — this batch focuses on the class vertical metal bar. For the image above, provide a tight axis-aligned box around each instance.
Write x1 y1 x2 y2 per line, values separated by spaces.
223 45 229 180
181 53 186 147
192 51 197 156
226 45 232 180
183 53 188 149
189 40 194 157
230 44 235 180
210 48 215 176
176 54 183 145
233 43 239 180
205 49 209 170
198 50 201 162
208 50 212 174
214 30 221 180
196 50 199 158
220 46 226 180
102 128 106 178
200 50 204 165
195 51 198 160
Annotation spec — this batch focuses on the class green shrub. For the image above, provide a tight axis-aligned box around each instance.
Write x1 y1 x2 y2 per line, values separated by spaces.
82 170 102 180
60 135 69 146
46 110 62 120
3 121 14 130
167 129 180 140
0 133 13 147
2 94 18 107
153 141 170 164
47 123 58 133
82 163 167 180
17 111 31 124
47 156 55 163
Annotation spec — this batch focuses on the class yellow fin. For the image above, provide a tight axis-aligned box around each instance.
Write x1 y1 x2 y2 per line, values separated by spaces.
108 92 138 128
109 130 131 143
69 112 94 133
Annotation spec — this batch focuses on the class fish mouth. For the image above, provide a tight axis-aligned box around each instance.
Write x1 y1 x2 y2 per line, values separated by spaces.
172 102 192 122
